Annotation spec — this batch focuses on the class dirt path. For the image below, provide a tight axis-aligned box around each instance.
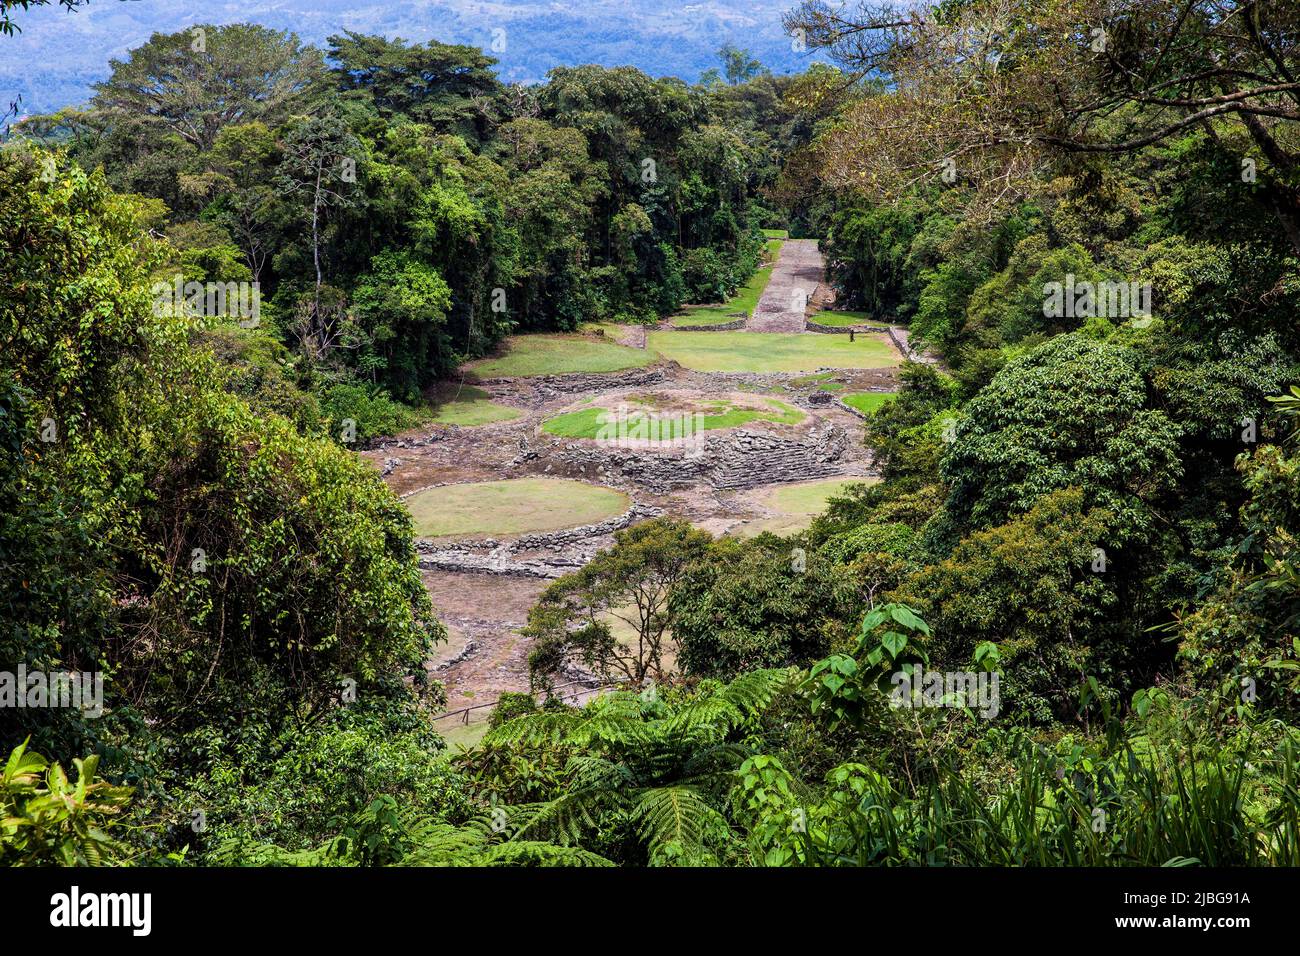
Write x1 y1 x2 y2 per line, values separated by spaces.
748 238 824 332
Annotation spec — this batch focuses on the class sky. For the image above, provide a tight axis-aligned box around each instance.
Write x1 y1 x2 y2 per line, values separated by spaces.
0 0 827 116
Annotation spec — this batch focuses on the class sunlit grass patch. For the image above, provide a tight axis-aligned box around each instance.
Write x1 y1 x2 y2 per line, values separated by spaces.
430 385 521 426
766 478 874 515
646 330 899 373
541 395 804 439
809 310 891 328
407 477 629 539
729 477 878 537
843 391 898 415
467 334 654 378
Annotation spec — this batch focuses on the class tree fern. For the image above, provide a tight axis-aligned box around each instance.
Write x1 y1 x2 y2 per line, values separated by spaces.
631 786 728 864
461 670 793 864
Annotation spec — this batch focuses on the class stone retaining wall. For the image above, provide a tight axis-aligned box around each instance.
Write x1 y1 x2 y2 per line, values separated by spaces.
804 318 892 335
549 423 856 493
478 366 667 394
416 502 662 578
672 312 748 332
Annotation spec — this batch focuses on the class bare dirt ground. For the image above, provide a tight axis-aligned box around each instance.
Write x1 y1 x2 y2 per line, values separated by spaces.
363 241 901 717
423 570 547 709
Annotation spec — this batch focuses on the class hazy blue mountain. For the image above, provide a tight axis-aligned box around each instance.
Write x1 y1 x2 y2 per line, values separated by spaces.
0 0 825 116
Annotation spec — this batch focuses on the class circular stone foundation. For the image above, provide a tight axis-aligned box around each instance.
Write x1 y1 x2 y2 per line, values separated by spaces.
405 477 630 540
540 390 805 445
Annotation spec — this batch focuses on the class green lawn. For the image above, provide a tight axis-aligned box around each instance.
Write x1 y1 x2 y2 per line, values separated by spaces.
809 310 891 328
728 477 878 537
646 330 899 373
437 718 492 751
466 334 653 378
541 396 804 439
843 391 898 415
430 386 521 426
406 477 630 539
766 478 873 515
762 228 789 239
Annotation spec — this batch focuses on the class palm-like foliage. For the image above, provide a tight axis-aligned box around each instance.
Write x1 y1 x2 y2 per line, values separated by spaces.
0 739 134 866
476 668 794 865
733 732 1300 867
211 795 613 867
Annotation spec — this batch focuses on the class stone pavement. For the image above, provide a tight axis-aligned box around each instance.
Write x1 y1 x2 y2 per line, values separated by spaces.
747 238 823 332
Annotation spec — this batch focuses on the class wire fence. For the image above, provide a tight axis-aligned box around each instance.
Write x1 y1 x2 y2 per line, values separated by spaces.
431 679 620 726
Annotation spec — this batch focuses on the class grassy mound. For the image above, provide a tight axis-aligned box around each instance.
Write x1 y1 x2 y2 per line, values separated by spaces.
467 334 654 378
646 330 899 373
766 478 871 515
727 477 878 538
406 478 630 539
541 395 805 439
430 386 521 426
843 392 898 415
809 310 892 328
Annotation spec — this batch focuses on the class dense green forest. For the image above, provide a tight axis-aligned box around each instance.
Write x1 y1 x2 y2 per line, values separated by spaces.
4 0 1300 870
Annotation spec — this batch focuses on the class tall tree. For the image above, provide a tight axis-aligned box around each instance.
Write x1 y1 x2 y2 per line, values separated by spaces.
92 23 325 151
276 112 363 353
787 0 1300 250
327 31 500 137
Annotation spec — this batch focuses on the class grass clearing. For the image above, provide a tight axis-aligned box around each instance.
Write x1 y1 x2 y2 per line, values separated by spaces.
467 334 653 378
541 395 804 439
727 477 879 538
407 477 629 539
843 392 898 415
437 719 492 751
430 385 521 426
766 478 874 515
646 330 899 373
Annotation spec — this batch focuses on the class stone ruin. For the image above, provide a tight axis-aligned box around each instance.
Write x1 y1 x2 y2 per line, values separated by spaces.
416 502 663 579
520 420 859 495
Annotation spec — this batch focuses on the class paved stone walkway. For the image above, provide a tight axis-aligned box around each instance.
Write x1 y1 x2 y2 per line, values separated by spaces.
748 238 822 332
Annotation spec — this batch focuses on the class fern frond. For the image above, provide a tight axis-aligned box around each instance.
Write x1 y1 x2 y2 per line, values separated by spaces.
565 755 636 793
397 822 491 866
680 741 753 781
478 841 615 867
631 785 727 858
510 784 626 845
715 668 795 721
482 710 584 749
663 697 742 739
